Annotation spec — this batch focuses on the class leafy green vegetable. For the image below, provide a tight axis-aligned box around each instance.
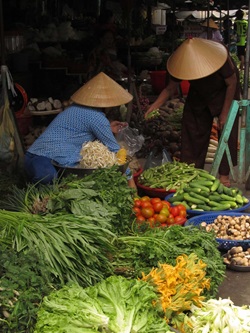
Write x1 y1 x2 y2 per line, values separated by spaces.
34 275 170 333
0 246 59 333
112 225 226 298
2 167 135 235
0 210 115 286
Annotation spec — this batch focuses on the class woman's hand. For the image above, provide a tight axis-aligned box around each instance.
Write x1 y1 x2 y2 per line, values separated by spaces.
110 120 128 134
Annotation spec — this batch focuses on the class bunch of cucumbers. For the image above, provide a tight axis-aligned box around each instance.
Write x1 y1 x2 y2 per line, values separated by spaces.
168 171 249 212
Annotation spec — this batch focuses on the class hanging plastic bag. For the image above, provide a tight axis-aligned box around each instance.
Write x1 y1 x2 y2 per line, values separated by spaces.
0 99 15 163
143 147 172 170
0 66 16 164
116 126 145 157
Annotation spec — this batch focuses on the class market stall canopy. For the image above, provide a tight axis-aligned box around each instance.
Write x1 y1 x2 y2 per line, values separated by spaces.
175 9 247 21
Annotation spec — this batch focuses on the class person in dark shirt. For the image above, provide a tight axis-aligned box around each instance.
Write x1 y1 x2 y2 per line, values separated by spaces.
145 38 241 187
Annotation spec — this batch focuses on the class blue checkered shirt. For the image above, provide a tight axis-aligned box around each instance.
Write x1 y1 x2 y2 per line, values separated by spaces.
28 104 120 166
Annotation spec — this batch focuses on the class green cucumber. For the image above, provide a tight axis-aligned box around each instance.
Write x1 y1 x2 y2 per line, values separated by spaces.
210 178 221 192
197 171 216 181
235 194 244 205
208 200 224 207
183 193 204 205
210 203 231 211
208 194 223 202
196 204 211 211
217 182 224 194
220 200 238 208
189 182 210 192
167 193 184 203
223 186 235 196
192 180 214 187
190 192 210 203
220 193 237 202
200 190 210 198
183 187 201 194
242 196 249 204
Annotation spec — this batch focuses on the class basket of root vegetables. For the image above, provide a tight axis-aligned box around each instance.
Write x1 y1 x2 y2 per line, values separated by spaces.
223 246 250 271
185 213 250 251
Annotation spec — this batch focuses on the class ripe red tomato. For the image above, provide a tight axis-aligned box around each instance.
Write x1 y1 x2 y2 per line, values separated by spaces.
174 216 187 225
152 201 163 213
178 209 187 218
136 215 146 223
141 207 154 219
133 207 141 216
155 213 168 224
140 201 153 209
134 199 142 208
161 200 171 209
170 206 180 217
175 204 187 211
150 197 162 205
166 216 175 225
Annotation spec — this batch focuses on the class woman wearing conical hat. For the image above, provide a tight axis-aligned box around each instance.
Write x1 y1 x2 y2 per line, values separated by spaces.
145 38 241 187
199 18 223 43
24 72 136 189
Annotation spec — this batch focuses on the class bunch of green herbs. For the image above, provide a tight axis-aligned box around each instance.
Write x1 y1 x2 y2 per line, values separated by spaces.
0 210 115 286
0 245 59 333
112 225 226 298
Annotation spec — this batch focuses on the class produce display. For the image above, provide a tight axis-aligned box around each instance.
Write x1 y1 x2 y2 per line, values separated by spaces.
167 171 249 212
27 97 63 112
133 196 187 227
132 99 183 160
137 161 204 190
0 166 247 333
201 215 250 241
223 246 250 267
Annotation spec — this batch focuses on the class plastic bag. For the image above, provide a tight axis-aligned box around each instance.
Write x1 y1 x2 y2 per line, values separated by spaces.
116 126 145 157
143 147 172 170
0 100 15 164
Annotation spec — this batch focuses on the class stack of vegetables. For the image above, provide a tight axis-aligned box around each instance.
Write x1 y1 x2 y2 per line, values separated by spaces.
168 172 249 212
137 161 249 212
0 166 249 333
205 121 218 164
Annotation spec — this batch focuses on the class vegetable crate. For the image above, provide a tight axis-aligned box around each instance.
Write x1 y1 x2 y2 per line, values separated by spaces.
185 212 250 251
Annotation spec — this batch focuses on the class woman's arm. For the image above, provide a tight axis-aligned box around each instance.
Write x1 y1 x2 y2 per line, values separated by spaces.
218 72 237 129
144 79 180 118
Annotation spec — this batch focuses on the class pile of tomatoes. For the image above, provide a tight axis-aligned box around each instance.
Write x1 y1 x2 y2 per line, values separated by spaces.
133 196 187 228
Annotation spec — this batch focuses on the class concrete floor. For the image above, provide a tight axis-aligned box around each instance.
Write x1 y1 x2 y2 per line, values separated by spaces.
216 177 250 307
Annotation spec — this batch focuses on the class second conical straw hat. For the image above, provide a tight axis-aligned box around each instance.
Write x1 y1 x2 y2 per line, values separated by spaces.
167 38 228 81
200 19 219 29
71 72 133 107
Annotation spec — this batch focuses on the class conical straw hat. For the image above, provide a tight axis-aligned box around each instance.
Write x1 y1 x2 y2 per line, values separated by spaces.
71 72 133 107
167 38 228 80
200 19 219 29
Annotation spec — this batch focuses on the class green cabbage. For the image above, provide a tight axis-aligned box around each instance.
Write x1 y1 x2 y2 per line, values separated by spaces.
34 275 170 333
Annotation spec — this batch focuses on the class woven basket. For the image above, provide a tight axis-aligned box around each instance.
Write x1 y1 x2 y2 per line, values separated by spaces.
185 212 250 251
